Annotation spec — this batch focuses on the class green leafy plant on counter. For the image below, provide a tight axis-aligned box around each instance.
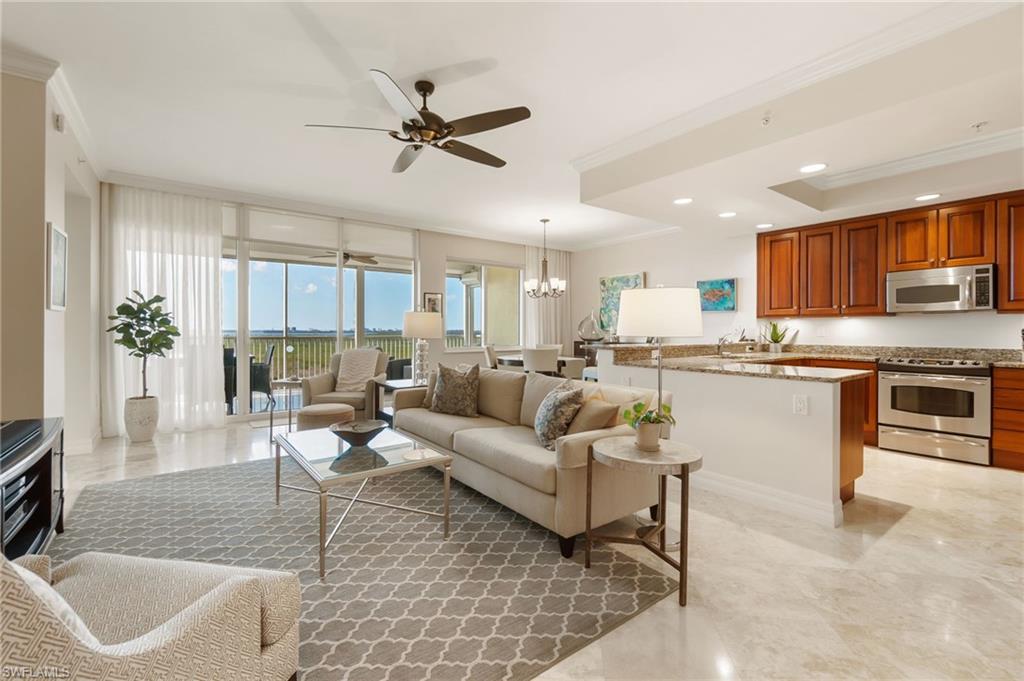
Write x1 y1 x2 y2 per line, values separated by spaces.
623 401 676 428
106 291 180 397
760 321 790 344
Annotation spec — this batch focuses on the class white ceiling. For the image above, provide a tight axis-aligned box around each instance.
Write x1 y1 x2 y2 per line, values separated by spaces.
4 1 1008 250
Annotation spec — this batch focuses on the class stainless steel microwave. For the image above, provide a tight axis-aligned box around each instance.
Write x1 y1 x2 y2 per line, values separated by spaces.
886 265 993 313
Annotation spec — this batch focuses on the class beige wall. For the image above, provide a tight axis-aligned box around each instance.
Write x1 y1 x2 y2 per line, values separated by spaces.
416 230 525 369
1 73 47 419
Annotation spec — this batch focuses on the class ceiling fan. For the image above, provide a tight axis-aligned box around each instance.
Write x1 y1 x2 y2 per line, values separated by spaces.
308 251 378 265
306 69 531 173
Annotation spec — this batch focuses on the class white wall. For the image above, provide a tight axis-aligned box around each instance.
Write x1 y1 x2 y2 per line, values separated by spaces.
45 83 101 446
571 228 1022 349
416 230 526 369
571 229 759 345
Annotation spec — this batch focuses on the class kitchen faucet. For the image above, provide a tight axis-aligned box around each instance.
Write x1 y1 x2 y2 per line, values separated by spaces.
716 332 733 355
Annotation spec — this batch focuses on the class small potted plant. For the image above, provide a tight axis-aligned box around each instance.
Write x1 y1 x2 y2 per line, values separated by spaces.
106 291 180 443
761 321 789 354
623 402 676 452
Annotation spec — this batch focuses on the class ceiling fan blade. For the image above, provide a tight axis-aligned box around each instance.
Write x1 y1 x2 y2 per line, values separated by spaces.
350 255 378 265
447 106 531 138
438 140 506 168
393 144 424 173
369 69 423 126
305 124 396 133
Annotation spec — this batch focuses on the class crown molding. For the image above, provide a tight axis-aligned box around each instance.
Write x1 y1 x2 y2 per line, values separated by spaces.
571 2 1015 173
49 67 105 176
808 127 1024 191
1 46 59 81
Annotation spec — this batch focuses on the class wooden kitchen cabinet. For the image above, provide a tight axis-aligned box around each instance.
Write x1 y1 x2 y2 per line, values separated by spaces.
997 193 1024 311
840 218 886 315
887 208 937 272
758 231 801 317
800 225 840 316
806 359 878 446
937 200 995 267
992 368 1024 471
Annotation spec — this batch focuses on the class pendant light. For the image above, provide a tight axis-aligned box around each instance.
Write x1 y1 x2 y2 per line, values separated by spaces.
524 219 566 299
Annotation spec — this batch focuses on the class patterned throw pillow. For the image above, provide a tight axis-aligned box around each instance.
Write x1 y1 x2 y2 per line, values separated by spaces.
430 364 480 417
534 386 584 450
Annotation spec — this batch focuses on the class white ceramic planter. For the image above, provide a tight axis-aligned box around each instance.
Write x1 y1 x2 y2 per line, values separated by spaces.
124 396 159 443
769 343 783 354
635 422 661 452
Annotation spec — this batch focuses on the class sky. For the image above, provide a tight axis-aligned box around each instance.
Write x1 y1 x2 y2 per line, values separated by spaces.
222 259 463 334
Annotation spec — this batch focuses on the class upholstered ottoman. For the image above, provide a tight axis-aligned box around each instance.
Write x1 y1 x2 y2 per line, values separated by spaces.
297 403 355 431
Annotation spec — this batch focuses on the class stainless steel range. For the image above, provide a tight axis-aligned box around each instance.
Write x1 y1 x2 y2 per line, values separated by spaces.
877 357 991 465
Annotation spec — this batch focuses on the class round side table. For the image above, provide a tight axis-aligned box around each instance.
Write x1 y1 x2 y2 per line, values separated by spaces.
586 435 702 606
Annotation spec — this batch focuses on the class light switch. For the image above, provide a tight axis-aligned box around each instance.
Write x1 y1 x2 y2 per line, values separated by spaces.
793 394 809 416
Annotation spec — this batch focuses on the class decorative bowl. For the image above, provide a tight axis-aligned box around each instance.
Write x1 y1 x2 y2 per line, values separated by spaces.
329 419 388 448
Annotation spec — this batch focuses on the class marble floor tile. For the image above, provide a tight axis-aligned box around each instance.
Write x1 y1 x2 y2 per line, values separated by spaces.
64 429 1024 680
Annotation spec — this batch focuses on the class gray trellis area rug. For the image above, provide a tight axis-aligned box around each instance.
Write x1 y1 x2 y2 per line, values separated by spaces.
49 459 676 681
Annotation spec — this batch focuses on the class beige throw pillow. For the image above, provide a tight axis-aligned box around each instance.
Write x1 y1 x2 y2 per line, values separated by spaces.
430 364 480 417
534 387 584 450
335 348 380 391
566 398 618 435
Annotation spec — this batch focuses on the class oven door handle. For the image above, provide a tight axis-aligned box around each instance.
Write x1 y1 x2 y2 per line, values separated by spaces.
882 429 987 446
880 373 989 385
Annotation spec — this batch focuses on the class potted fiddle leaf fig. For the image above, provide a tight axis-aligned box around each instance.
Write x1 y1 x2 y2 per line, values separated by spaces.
760 321 790 354
623 402 676 452
106 291 180 442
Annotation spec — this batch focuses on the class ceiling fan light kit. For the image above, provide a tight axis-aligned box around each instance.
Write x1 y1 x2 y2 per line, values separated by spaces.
525 219 566 299
307 69 531 173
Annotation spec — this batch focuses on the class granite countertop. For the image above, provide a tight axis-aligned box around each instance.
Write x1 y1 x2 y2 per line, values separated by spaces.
618 356 873 383
993 361 1024 369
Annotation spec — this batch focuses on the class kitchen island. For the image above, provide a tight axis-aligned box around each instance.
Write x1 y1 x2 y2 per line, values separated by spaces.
597 349 871 527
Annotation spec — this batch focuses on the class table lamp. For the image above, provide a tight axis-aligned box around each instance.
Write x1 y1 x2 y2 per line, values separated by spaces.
403 311 443 385
616 287 703 413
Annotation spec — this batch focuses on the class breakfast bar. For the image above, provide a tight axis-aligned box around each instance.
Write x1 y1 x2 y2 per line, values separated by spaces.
597 348 871 527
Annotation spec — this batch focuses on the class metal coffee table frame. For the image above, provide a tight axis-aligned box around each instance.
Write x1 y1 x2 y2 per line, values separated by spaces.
274 431 452 580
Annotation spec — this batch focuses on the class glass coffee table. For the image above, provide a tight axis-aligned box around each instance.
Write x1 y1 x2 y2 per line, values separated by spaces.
274 426 452 580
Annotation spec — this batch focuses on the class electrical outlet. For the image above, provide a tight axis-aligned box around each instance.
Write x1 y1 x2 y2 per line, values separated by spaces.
793 394 809 416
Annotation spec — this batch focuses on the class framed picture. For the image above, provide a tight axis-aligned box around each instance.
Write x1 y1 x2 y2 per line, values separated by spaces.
423 291 443 315
47 222 68 311
598 272 645 331
696 278 737 311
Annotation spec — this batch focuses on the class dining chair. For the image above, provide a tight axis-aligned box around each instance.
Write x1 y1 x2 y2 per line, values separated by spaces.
537 344 563 351
522 348 559 375
483 345 499 369
560 357 585 380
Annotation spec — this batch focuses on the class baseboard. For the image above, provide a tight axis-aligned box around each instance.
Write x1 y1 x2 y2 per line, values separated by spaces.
691 469 843 528
64 430 101 456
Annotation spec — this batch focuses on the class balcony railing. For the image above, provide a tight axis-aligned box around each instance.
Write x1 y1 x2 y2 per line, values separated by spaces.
223 332 476 382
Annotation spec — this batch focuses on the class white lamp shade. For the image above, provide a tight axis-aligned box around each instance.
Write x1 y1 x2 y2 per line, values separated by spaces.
402 311 443 339
616 287 703 338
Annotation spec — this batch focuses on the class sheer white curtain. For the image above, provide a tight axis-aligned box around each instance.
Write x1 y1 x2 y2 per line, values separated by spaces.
523 246 572 352
101 184 224 436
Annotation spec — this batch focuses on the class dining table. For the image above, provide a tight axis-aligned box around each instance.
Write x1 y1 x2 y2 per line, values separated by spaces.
495 354 577 370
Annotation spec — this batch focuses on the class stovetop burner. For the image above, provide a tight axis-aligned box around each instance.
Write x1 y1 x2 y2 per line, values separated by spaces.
878 356 991 377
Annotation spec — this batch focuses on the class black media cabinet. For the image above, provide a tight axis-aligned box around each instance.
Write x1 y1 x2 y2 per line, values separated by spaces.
1 418 64 559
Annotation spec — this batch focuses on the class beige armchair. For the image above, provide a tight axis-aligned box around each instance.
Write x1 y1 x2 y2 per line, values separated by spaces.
3 552 299 681
301 348 388 419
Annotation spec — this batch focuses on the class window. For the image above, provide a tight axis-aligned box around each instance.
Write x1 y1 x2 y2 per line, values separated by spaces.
446 261 521 347
362 266 413 359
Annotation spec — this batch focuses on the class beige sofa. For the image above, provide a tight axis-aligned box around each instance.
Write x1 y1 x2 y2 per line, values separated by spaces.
3 552 299 680
392 369 668 557
301 349 388 419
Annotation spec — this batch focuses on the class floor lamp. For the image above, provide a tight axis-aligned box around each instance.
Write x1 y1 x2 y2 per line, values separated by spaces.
616 287 703 548
403 311 443 385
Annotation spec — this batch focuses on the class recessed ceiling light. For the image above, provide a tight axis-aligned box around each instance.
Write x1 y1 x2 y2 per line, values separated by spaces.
799 163 828 174
718 211 737 218
673 197 693 205
756 223 774 229
915 193 941 201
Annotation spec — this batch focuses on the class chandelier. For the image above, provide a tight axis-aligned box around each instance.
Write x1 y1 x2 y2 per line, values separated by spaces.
524 219 566 299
